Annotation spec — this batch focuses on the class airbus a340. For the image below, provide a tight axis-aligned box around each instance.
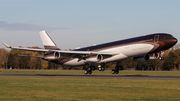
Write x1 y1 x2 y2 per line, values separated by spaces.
2 31 177 74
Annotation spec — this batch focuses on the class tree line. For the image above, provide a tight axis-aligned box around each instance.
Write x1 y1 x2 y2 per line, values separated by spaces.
0 44 180 71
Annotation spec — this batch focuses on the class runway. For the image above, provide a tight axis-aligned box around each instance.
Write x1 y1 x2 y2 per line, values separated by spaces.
0 73 180 80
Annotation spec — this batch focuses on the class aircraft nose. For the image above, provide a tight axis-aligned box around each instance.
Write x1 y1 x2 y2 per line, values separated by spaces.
163 38 178 50
169 38 178 48
173 38 178 44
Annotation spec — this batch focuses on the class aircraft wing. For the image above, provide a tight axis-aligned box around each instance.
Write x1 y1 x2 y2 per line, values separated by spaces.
55 50 119 60
2 42 119 59
2 42 48 53
56 50 118 55
18 55 44 58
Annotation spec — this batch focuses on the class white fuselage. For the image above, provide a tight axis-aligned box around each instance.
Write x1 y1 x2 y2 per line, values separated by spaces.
63 43 154 66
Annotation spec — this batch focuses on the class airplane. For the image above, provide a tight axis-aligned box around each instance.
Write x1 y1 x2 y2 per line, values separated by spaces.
2 31 178 74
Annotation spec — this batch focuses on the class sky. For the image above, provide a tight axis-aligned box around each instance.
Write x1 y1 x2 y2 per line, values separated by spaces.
0 0 180 50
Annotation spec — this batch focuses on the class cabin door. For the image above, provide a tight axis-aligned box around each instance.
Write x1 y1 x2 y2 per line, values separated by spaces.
154 35 159 43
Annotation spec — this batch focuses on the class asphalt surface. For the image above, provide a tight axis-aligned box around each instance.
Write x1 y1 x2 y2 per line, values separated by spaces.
0 73 180 80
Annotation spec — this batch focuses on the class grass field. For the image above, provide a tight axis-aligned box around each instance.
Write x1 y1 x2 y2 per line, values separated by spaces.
1 69 180 101
1 69 180 76
0 76 180 101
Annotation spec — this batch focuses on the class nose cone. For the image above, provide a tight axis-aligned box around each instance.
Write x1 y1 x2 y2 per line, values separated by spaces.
173 38 178 44
171 38 178 46
170 38 178 46
164 38 178 50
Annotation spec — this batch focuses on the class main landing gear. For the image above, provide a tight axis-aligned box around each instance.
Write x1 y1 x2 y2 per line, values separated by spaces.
84 64 123 74
98 64 105 71
111 66 123 74
84 66 95 74
84 64 105 74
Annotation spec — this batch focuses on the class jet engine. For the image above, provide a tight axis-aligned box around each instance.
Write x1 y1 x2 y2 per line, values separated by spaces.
43 52 61 60
54 52 61 59
133 55 150 62
97 54 103 62
96 54 112 62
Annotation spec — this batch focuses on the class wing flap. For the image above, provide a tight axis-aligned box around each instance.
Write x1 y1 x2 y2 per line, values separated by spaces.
56 50 119 60
18 55 44 58
56 50 119 56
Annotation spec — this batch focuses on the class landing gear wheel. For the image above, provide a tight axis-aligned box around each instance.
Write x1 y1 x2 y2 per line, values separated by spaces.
102 67 105 71
115 66 119 70
92 66 95 71
115 70 119 74
84 70 88 74
111 69 115 74
88 66 91 71
160 57 164 60
88 70 92 74
98 67 102 71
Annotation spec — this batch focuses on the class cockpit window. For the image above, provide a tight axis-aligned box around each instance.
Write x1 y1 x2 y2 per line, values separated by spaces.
164 35 174 39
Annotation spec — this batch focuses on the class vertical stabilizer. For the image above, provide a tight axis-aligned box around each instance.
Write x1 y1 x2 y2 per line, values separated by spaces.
39 30 60 50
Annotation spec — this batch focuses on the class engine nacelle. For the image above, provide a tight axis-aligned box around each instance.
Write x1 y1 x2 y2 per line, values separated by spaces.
43 52 61 60
97 54 103 62
149 53 159 59
133 55 150 62
54 52 61 59
96 54 112 62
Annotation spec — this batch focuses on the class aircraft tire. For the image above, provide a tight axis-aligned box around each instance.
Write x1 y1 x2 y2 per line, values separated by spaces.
115 70 119 74
160 57 164 60
88 70 92 74
102 67 105 71
111 69 115 74
98 67 102 71
88 66 91 70
92 66 95 71
115 66 119 70
84 70 88 74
